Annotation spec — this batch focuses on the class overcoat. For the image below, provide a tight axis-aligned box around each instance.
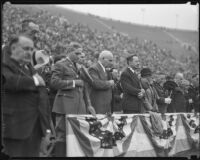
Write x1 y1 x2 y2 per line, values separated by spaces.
88 62 112 114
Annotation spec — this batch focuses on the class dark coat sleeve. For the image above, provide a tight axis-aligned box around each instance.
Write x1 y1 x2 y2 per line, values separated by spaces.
120 72 141 96
50 62 74 90
83 82 92 108
3 64 37 92
156 97 165 105
153 83 166 105
88 67 111 90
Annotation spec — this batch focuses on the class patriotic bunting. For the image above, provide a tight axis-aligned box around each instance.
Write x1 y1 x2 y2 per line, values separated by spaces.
66 113 200 157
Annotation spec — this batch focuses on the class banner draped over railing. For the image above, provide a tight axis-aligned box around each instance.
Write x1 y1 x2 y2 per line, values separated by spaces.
66 113 199 157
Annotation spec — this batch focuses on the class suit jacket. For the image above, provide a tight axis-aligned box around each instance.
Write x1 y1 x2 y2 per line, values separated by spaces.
2 58 51 140
153 82 168 114
51 58 87 114
168 86 186 113
185 85 199 112
106 69 123 112
144 85 159 112
88 62 112 114
120 67 142 113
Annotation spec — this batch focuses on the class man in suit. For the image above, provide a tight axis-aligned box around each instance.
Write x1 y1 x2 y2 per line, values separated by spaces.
120 54 145 113
153 74 171 114
2 35 51 157
109 69 123 113
21 19 40 49
188 74 199 113
50 48 95 156
168 72 187 113
88 50 115 114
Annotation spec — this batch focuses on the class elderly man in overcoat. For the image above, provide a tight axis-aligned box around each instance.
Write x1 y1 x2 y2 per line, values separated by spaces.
88 50 115 114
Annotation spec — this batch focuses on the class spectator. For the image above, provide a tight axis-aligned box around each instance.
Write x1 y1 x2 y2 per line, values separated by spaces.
2 35 51 157
120 54 145 114
153 74 170 114
167 72 187 113
88 50 114 114
109 68 123 113
50 48 95 156
186 74 199 113
2 3 198 80
140 68 172 113
21 19 40 49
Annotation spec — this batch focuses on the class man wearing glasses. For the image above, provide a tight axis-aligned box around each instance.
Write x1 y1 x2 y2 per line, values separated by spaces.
88 50 115 114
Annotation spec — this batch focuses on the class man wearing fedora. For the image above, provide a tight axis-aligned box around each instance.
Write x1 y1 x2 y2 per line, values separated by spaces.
140 68 172 113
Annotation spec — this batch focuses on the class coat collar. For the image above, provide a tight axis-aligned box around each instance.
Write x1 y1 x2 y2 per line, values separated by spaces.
98 61 106 73
126 67 140 84
66 57 77 70
96 62 107 80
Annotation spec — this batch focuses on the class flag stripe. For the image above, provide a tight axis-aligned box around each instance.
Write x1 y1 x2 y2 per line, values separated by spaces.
67 117 94 156
122 115 138 152
168 115 192 156
66 113 199 157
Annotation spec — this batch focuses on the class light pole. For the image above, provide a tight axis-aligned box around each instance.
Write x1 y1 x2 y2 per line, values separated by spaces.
176 14 179 29
141 8 145 25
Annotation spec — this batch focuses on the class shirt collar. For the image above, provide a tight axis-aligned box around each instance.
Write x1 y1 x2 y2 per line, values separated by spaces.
66 57 72 63
98 61 105 73
128 67 135 74
10 57 26 67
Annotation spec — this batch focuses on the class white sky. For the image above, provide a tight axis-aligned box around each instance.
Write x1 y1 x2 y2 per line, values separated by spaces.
57 3 199 31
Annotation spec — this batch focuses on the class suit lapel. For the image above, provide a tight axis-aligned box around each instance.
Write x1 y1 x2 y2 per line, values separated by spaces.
5 58 31 77
127 68 139 84
65 58 79 76
96 62 107 80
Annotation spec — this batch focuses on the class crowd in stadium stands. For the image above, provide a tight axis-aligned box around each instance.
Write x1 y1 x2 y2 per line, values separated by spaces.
2 2 199 157
3 3 197 78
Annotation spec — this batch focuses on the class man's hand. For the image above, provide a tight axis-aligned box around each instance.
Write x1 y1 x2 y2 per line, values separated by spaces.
141 89 145 94
138 90 145 99
191 109 195 113
33 73 46 86
108 80 115 87
138 93 143 99
120 93 123 99
88 106 96 117
189 99 193 104
74 79 84 87
164 97 172 104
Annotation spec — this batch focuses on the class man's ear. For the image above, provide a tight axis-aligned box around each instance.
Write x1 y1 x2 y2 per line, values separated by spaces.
10 43 17 53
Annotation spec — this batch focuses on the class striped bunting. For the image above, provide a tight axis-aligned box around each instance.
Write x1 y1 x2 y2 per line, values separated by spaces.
66 113 200 157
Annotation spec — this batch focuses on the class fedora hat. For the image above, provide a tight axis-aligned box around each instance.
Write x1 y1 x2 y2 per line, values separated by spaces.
34 50 50 69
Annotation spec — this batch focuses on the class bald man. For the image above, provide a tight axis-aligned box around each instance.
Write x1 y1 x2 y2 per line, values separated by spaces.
88 50 114 114
174 72 184 86
2 35 51 157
